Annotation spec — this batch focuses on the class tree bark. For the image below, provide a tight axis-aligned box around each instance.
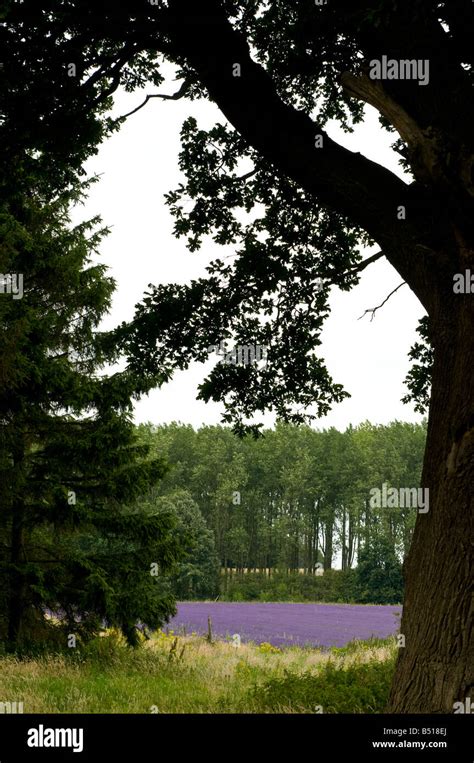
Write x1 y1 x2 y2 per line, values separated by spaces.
389 295 474 712
323 512 334 571
7 454 26 649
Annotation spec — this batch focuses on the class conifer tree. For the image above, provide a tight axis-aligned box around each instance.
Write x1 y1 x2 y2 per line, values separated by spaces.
0 181 182 649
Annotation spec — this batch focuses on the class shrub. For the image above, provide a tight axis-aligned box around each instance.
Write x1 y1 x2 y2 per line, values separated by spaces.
258 642 282 654
223 569 364 603
354 538 404 604
248 654 396 713
222 565 402 605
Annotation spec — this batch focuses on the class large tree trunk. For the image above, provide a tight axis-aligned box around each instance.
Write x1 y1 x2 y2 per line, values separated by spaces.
7 498 26 648
389 296 474 712
7 443 27 650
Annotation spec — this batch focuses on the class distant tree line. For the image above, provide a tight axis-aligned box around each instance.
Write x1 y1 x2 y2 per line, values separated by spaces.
138 421 426 595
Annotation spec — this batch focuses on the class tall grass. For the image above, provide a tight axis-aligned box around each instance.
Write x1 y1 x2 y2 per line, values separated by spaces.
0 630 396 714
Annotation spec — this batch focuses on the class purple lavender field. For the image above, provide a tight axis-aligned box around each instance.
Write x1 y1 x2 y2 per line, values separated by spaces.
167 602 401 648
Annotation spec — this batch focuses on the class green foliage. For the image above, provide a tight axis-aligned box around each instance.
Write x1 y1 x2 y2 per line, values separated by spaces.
140 490 221 600
223 569 400 605
257 642 282 654
80 630 128 665
0 180 181 650
141 421 426 583
329 636 393 656
248 654 396 713
0 633 397 713
402 318 434 414
354 537 404 604
122 115 369 433
0 1 165 196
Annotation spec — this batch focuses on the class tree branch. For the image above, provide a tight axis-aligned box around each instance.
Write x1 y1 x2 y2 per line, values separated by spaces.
81 43 139 107
237 168 258 182
341 71 440 185
358 282 407 322
342 250 384 279
158 0 442 313
117 77 192 120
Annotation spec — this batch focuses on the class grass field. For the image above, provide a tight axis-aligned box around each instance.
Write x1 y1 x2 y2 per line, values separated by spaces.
0 629 397 714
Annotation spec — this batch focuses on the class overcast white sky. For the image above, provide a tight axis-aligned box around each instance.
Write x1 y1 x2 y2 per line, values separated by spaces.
74 71 425 431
